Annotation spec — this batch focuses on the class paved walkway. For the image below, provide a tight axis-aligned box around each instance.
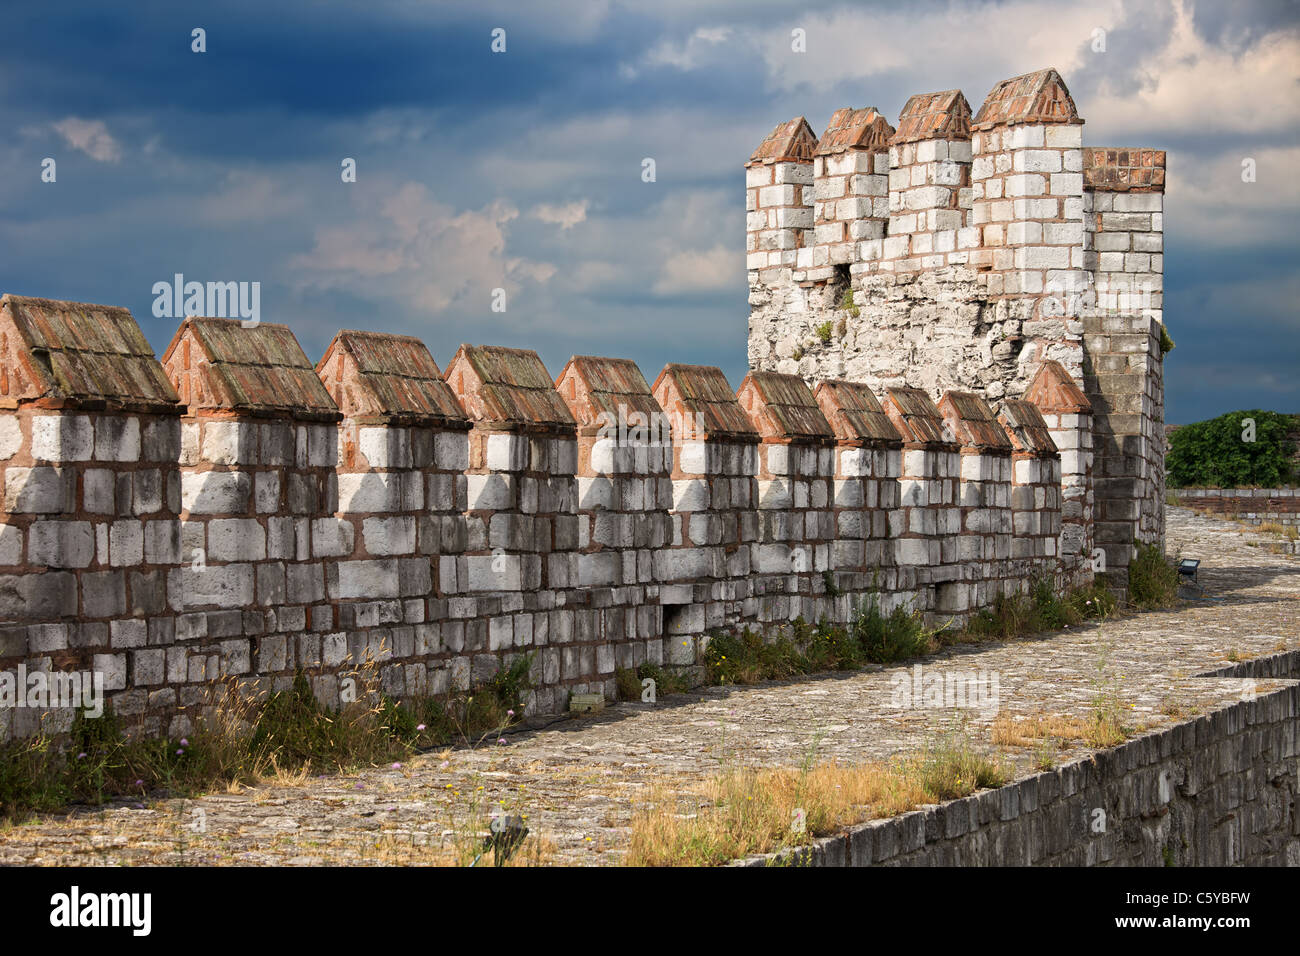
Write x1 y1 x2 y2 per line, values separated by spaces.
1 506 1296 865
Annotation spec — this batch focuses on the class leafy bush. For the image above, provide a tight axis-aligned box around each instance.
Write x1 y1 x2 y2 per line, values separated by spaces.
614 667 642 701
795 617 865 671
852 594 932 663
958 578 1113 643
1166 410 1297 488
0 735 68 819
704 627 804 685
837 288 860 317
1128 542 1180 609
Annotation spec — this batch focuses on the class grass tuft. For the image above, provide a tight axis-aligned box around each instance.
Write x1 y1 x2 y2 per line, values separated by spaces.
1128 542 1180 609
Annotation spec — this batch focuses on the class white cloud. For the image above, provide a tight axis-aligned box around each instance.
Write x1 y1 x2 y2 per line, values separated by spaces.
287 181 554 314
1081 0 1300 140
654 243 740 294
533 199 590 230
631 25 734 75
52 118 122 162
749 1 1123 94
197 170 308 224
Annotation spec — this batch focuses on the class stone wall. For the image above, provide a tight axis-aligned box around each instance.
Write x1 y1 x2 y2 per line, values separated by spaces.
0 291 1091 740
1172 488 1300 527
747 67 1167 595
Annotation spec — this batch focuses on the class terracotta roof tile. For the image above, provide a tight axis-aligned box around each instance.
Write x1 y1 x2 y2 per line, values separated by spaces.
747 117 819 165
445 345 575 432
736 371 834 442
972 68 1080 128
997 398 1059 457
651 364 758 443
815 108 894 155
317 330 468 428
162 317 339 420
938 390 1014 452
812 380 902 446
883 386 956 446
0 294 179 413
1082 147 1166 193
891 90 971 144
1024 360 1091 414
555 355 663 433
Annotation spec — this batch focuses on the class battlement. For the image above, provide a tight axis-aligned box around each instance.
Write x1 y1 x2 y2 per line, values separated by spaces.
1 293 1091 737
748 67 1168 591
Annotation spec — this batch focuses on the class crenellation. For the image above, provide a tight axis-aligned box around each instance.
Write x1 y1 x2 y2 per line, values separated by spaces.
736 371 838 623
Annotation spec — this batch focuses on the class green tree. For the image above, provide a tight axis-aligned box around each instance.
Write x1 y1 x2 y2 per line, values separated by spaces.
1166 410 1297 487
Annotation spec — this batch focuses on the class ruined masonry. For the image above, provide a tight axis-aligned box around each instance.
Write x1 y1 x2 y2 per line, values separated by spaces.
0 68 1167 738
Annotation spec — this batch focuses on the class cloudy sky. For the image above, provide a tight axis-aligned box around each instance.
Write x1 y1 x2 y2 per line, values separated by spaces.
1 0 1295 424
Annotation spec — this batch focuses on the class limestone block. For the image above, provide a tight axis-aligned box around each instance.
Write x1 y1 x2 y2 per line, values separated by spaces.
363 516 417 556
94 417 141 463
28 520 94 568
0 417 22 461
181 471 251 514
31 415 93 462
5 467 73 513
202 421 254 465
174 564 255 609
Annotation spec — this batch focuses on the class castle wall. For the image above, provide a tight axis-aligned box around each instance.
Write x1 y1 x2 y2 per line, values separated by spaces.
0 305 1082 739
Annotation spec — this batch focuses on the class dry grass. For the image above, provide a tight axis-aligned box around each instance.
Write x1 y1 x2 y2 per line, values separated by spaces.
1084 701 1128 748
625 732 1009 867
990 711 1091 748
625 761 928 866
1159 696 1188 719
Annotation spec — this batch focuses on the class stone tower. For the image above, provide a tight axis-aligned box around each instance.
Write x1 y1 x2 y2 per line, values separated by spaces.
747 67 1167 588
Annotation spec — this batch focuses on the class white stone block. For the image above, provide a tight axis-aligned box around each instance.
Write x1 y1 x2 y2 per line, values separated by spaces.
109 520 144 566
338 558 400 599
465 554 522 591
487 433 528 472
678 440 707 475
94 417 141 462
311 517 354 557
202 421 252 465
359 427 411 469
1004 174 1045 197
206 518 266 561
895 538 933 565
28 520 94 568
181 471 250 514
466 473 515 511
1007 126 1046 149
0 417 22 461
178 564 254 609
1014 149 1062 173
1050 173 1084 195
31 415 93 462
337 472 401 512
363 516 416 555
434 431 470 472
